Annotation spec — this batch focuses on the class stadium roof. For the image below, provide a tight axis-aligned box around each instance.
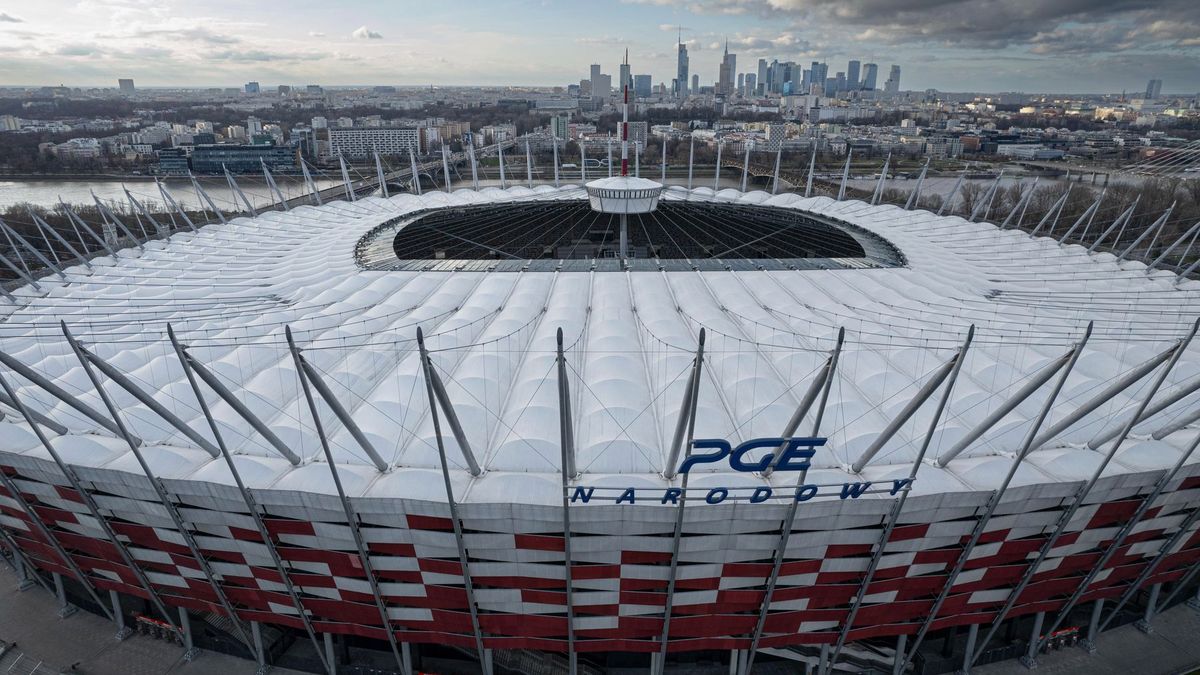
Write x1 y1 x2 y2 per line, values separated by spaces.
1 183 1199 505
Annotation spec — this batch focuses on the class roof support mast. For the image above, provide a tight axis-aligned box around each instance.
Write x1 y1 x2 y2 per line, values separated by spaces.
975 319 1196 668
0 359 179 633
556 328 578 675
287 327 411 675
897 322 1093 674
829 326 974 672
167 325 333 675
62 322 260 663
655 329 705 675
743 328 844 675
416 328 487 673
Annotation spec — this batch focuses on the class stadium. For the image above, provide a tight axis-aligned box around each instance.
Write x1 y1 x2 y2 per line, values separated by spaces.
1 164 1200 675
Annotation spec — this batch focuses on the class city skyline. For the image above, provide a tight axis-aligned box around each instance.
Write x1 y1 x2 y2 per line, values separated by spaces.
0 0 1197 93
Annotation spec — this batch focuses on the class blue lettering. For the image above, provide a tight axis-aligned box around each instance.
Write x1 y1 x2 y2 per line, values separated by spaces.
890 478 913 495
705 488 729 504
571 486 595 503
729 438 786 472
795 484 819 501
750 486 773 503
661 487 682 505
616 488 637 504
840 482 873 499
677 439 731 475
772 437 826 472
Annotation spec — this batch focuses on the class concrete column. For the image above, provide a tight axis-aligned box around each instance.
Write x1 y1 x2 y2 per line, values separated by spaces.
111 590 131 640
251 621 266 667
737 649 748 675
729 649 740 675
15 555 34 591
483 647 494 675
323 633 336 675
818 643 830 675
1136 583 1161 634
53 572 76 618
1081 599 1102 653
401 642 413 675
1019 611 1045 669
180 607 199 661
892 633 908 675
959 623 979 674
649 651 662 674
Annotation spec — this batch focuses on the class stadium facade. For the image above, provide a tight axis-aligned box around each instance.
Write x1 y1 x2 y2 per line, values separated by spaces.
1 181 1199 675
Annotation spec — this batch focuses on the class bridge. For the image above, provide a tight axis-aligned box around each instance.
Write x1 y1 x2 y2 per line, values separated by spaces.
718 157 872 200
280 138 526 209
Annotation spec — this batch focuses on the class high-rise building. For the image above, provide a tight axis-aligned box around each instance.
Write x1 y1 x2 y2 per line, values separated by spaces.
589 64 601 91
834 72 846 95
810 62 828 88
593 73 611 99
717 40 736 96
846 61 861 91
771 60 785 94
634 74 652 99
247 116 263 137
1145 78 1163 99
757 59 768 95
745 74 757 97
861 63 879 90
618 62 632 93
675 29 689 98
691 74 699 94
884 65 901 94
737 72 745 96
117 78 135 94
551 115 569 140
245 81 261 94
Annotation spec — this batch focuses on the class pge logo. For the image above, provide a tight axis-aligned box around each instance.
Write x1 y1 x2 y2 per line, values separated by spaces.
678 437 826 475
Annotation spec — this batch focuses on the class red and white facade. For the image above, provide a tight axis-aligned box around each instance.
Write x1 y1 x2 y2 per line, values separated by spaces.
1 184 1199 671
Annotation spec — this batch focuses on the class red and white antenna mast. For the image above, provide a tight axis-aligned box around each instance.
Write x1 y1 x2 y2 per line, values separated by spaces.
620 48 630 177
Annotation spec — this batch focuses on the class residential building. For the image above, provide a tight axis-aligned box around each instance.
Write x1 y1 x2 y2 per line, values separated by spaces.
327 127 422 159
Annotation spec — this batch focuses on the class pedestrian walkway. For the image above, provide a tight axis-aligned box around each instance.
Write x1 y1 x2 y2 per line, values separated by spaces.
0 562 306 675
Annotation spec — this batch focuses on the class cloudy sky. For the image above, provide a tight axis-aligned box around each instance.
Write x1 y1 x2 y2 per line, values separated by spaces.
0 0 1197 93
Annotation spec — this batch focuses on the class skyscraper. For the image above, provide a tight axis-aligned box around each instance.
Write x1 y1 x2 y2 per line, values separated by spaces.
884 65 901 94
861 63 879 90
691 74 699 94
717 40 736 97
675 29 689 99
1145 78 1163 99
745 73 757 97
619 62 632 93
846 61 861 91
117 78 135 94
809 62 828 94
590 64 601 89
737 72 744 96
594 73 611 99
634 74 652 98
245 81 260 94
757 59 768 95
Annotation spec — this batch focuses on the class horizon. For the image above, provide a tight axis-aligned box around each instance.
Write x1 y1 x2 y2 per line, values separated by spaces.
0 0 1197 94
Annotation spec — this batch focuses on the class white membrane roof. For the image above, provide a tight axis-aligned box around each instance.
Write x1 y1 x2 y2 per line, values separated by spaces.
1 184 1199 504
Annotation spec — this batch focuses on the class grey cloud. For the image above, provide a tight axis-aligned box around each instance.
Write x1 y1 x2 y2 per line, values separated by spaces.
0 12 21 22
660 0 1200 53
